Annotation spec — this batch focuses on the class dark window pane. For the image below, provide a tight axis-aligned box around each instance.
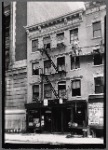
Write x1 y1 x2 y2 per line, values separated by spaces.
72 88 80 96
94 54 102 65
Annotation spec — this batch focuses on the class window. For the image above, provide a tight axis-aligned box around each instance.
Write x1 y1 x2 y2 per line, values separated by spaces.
93 50 102 65
44 60 51 75
57 57 65 71
32 63 39 75
57 32 64 43
70 55 80 69
95 77 104 93
72 80 81 96
58 81 66 98
70 28 78 43
93 21 101 37
33 85 39 101
44 84 52 98
32 39 38 52
43 36 51 49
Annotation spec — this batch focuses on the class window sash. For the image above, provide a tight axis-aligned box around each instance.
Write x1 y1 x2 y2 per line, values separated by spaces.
71 56 80 69
94 54 102 65
57 57 65 66
44 60 51 68
72 80 80 89
43 36 51 44
33 85 39 93
57 33 64 41
32 40 38 52
70 29 78 42
93 22 101 31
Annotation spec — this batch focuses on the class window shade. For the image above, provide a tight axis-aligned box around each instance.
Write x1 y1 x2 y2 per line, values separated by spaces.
72 80 80 89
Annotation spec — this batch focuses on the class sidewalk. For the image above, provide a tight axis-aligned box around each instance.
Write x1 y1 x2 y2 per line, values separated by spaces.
5 133 104 144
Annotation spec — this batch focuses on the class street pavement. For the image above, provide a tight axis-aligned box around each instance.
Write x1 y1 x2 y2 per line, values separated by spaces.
4 133 104 144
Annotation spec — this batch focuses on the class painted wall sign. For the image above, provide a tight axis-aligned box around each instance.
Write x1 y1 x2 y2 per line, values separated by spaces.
88 102 103 126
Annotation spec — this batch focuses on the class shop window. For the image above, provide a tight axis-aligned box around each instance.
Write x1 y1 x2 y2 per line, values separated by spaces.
58 81 66 98
57 56 65 71
44 60 51 75
93 21 101 37
32 63 39 75
44 84 52 98
95 77 104 93
57 32 64 43
70 28 78 43
43 36 51 49
70 55 80 69
32 39 38 52
93 51 102 65
33 85 39 101
72 80 81 96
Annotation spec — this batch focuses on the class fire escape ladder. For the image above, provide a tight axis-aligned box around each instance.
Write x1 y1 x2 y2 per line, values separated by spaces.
44 74 59 99
43 49 58 72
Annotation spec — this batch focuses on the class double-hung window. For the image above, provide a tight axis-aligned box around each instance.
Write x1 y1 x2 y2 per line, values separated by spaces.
93 21 101 37
32 63 39 75
32 39 38 52
33 85 39 101
70 28 78 43
70 55 80 70
72 80 81 96
44 60 51 75
43 36 51 49
95 77 104 94
44 84 52 98
93 50 102 65
57 57 65 72
58 81 66 98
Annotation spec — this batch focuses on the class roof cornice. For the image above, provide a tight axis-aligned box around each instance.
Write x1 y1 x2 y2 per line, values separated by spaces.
24 8 84 31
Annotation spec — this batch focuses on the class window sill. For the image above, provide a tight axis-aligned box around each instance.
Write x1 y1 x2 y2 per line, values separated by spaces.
92 64 104 67
31 51 40 54
70 68 81 72
91 36 102 40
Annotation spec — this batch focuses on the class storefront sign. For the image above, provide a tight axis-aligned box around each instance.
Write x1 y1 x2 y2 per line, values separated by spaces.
88 102 103 126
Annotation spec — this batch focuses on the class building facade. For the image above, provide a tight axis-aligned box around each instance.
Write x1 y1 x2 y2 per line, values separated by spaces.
3 2 27 132
25 2 105 137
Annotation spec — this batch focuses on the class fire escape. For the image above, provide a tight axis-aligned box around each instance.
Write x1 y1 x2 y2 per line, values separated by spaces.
40 47 60 99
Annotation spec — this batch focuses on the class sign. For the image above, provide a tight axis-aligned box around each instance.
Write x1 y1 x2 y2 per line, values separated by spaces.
44 99 48 106
88 102 103 126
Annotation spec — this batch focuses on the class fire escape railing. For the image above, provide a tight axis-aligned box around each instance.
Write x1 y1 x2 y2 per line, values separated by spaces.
39 48 59 98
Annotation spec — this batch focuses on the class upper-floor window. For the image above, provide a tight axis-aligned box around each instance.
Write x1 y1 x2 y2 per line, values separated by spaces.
32 63 39 75
32 39 38 52
57 56 65 72
43 36 51 49
70 28 78 43
72 80 81 96
44 84 52 98
44 60 51 75
93 50 102 65
70 55 80 70
58 81 66 98
33 85 39 101
93 21 101 37
95 77 104 94
56 32 64 43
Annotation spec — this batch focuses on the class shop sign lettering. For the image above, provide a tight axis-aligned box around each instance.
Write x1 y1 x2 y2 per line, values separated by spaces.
88 102 103 126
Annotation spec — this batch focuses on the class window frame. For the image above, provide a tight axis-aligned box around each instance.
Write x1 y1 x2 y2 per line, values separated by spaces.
92 21 101 38
94 76 104 94
44 83 52 99
32 85 39 101
70 28 78 43
70 55 80 70
32 63 39 75
32 39 38 52
43 36 51 49
57 56 65 71
44 60 51 75
72 79 81 97
58 81 66 98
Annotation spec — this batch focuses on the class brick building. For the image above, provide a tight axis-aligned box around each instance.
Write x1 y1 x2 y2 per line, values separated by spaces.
25 2 105 137
3 2 27 132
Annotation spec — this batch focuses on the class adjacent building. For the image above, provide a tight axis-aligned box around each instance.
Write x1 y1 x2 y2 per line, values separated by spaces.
25 1 106 137
3 2 27 132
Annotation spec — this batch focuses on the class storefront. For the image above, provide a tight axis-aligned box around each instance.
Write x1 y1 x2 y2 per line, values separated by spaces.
88 94 104 137
25 99 87 134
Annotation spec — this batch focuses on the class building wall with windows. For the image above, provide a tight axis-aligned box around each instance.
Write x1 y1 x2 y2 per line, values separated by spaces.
25 2 105 134
4 2 27 132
